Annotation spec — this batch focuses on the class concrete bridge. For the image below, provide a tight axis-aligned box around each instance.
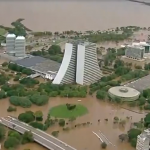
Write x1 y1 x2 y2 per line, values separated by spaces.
0 116 77 150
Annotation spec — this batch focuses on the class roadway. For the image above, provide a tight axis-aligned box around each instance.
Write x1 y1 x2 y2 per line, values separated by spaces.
0 116 77 150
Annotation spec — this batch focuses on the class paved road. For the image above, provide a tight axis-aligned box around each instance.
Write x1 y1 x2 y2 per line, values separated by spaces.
0 116 77 150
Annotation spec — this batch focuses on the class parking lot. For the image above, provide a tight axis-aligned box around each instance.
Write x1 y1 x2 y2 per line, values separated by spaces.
125 74 150 92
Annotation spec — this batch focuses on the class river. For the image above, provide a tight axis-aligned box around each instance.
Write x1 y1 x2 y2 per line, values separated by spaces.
0 95 145 150
0 0 150 32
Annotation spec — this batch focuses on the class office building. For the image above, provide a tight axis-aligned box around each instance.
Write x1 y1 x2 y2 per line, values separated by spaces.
125 45 145 60
76 42 102 85
15 36 26 57
53 41 102 85
136 129 150 150
6 34 16 54
52 43 77 84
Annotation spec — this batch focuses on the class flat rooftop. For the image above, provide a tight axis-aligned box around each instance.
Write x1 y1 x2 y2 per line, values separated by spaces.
125 74 150 92
13 56 61 74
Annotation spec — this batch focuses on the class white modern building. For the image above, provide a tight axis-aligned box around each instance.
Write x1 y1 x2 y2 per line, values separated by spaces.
15 36 26 57
76 42 102 85
52 43 77 84
125 45 145 60
53 41 102 85
136 129 150 150
6 34 16 54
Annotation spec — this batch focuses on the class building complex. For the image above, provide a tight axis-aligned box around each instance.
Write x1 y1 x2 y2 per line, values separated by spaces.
136 129 150 150
6 34 26 57
53 41 102 85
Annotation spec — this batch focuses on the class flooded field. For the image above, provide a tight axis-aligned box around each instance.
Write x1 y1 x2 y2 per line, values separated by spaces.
0 95 145 150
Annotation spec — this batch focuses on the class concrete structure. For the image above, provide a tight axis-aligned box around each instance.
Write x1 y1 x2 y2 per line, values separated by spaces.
125 45 145 60
76 42 102 85
15 36 26 57
6 34 16 54
53 41 102 85
136 129 150 150
0 116 77 150
53 43 77 84
125 74 150 92
108 86 140 101
12 56 60 80
132 42 150 53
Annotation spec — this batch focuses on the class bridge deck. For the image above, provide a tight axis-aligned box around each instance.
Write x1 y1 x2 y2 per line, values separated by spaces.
0 116 77 150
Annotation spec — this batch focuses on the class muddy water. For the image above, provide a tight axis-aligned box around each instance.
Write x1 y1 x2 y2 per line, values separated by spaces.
0 95 145 150
0 1 150 32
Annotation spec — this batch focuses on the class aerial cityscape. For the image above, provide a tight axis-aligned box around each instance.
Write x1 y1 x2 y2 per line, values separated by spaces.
1 0 150 150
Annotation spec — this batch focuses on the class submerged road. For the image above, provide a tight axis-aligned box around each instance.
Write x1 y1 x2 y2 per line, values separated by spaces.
0 116 77 150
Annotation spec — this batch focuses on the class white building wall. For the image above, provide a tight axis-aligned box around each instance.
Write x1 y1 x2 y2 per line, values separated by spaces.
6 34 16 53
15 36 26 57
52 43 76 84
76 45 85 85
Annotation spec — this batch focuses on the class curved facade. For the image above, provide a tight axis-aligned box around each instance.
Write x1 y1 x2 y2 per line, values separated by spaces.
108 86 140 101
52 43 77 84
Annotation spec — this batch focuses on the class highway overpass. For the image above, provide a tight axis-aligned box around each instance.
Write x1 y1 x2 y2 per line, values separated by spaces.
0 116 77 150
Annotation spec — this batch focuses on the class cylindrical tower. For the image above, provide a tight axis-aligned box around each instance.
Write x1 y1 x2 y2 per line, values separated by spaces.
15 36 26 57
6 34 16 54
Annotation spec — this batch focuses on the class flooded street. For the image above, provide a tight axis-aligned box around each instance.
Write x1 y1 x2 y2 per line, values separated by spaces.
0 0 150 32
0 95 145 150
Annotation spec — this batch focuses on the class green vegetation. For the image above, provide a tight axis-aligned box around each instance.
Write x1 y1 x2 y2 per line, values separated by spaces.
18 111 35 123
59 119 65 127
51 131 59 137
8 63 33 75
0 28 6 35
38 83 87 98
29 93 48 106
7 106 17 112
0 124 6 141
127 128 141 147
101 142 107 149
30 122 45 130
0 74 9 85
34 110 43 121
49 104 88 118
32 31 52 36
4 130 33 149
83 26 140 43
9 96 32 108
31 45 63 63
20 77 39 87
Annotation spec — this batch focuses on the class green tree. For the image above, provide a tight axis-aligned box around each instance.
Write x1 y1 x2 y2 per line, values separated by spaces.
29 122 45 130
144 113 150 127
48 45 61 55
0 90 6 99
18 111 35 123
119 134 128 142
8 131 21 141
0 124 6 141
128 128 141 141
34 111 43 121
59 119 65 127
4 137 20 149
101 142 107 149
22 131 34 144
96 90 107 100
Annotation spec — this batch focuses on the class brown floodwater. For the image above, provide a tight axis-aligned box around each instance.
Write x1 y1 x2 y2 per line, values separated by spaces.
0 95 145 150
0 0 150 32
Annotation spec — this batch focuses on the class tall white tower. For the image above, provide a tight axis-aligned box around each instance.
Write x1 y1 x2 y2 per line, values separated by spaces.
52 42 77 84
15 36 26 57
6 34 16 53
76 42 102 85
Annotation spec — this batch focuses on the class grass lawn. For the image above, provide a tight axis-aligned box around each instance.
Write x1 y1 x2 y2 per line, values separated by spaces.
0 28 6 35
49 104 88 118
